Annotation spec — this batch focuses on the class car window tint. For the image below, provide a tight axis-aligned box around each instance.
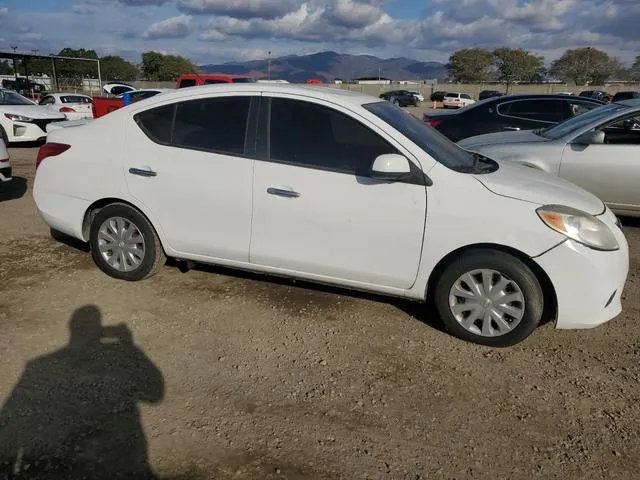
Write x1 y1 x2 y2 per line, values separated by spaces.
461 94 471 99
567 100 599 117
203 79 227 84
134 104 175 145
61 96 91 104
498 99 564 122
232 78 253 83
269 98 398 174
603 114 640 144
173 97 251 155
445 93 458 98
40 96 54 105
178 79 197 88
111 86 133 95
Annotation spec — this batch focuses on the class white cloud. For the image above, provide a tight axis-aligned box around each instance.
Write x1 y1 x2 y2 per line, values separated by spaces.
179 0 298 19
144 14 193 39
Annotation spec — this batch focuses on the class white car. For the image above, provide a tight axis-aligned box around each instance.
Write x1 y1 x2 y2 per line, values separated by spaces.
0 89 66 144
102 82 135 96
39 93 94 120
408 91 424 102
0 139 11 182
33 84 629 347
443 93 475 109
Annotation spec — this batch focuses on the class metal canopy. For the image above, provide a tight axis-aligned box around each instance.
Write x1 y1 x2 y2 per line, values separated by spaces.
0 50 102 93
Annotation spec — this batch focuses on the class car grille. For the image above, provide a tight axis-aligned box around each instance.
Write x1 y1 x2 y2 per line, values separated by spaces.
32 118 66 133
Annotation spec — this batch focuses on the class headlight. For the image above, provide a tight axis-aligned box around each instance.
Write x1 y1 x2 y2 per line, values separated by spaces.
4 113 33 122
536 204 619 251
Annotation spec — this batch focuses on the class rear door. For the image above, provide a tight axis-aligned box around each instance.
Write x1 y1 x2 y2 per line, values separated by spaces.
124 93 257 261
249 95 427 289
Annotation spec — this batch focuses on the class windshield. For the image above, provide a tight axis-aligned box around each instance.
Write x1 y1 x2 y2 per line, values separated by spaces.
539 103 629 140
0 90 34 105
363 101 487 172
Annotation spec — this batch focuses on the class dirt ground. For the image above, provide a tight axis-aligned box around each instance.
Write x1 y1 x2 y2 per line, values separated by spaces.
1 145 639 480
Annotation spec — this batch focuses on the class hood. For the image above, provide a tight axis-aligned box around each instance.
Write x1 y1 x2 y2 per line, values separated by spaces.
474 160 604 215
458 129 548 149
1 105 66 120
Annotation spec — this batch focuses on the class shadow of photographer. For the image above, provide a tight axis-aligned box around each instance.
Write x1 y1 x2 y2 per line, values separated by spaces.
0 305 165 479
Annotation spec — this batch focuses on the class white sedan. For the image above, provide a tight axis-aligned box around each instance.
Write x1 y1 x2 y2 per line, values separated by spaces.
33 84 629 347
0 89 66 144
39 93 94 120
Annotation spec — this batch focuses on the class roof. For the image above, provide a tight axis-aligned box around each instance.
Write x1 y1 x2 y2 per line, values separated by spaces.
152 83 381 107
617 98 640 107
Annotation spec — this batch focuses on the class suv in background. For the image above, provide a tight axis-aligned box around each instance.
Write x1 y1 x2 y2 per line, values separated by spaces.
579 90 609 101
478 90 503 101
424 94 604 142
176 74 253 88
612 91 640 102
442 92 475 109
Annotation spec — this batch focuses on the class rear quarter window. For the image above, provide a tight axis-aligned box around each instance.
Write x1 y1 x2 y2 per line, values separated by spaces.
178 79 197 88
134 104 176 145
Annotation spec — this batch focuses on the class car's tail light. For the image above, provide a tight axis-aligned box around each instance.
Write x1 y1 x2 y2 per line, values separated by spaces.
59 106 76 113
36 143 70 169
426 118 442 128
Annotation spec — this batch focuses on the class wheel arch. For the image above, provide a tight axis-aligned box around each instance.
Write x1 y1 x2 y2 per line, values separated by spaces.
81 197 167 254
426 243 557 325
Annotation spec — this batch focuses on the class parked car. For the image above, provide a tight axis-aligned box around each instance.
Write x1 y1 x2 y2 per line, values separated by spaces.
579 90 609 101
0 138 11 183
0 89 66 144
442 93 475 109
118 89 171 104
457 99 640 217
407 91 424 102
102 82 136 96
176 74 253 88
478 90 503 101
33 84 628 347
612 91 640 102
430 91 447 102
424 94 605 142
39 93 94 120
379 90 418 107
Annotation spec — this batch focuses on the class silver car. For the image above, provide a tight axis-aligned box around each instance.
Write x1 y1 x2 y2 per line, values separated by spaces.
457 99 640 217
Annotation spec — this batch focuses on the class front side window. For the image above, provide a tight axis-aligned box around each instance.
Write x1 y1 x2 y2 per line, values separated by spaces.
269 98 397 174
540 103 629 140
498 99 564 122
173 97 251 155
0 90 34 105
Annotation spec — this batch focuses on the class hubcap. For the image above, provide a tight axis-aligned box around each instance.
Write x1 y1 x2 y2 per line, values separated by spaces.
97 216 146 272
448 269 525 337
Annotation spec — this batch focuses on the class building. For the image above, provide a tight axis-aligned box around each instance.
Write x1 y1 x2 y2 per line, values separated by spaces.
353 77 391 85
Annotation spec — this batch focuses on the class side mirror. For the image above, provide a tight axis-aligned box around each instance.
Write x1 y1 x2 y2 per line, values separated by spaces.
371 154 411 180
573 130 605 145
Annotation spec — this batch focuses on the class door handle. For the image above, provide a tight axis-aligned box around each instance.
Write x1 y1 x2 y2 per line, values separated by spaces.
504 126 521 131
129 167 157 177
267 187 300 198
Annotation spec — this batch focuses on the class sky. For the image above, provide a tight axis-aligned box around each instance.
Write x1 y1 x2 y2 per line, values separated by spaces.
1 0 639 66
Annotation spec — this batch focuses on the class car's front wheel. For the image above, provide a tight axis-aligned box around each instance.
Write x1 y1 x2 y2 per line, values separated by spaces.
89 203 165 281
433 249 544 347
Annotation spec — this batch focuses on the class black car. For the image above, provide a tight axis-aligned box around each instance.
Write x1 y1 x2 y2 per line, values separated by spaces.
423 94 605 142
478 90 504 100
579 90 609 101
612 91 640 102
379 90 418 107
430 91 447 102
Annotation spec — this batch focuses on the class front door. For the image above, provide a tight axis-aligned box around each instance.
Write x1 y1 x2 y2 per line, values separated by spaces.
249 96 427 289
124 94 256 261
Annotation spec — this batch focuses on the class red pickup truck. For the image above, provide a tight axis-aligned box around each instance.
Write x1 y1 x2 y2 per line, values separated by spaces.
91 89 169 118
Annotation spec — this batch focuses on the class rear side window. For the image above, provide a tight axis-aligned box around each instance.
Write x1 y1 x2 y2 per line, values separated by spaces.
269 97 397 174
173 97 251 155
134 104 175 145
232 78 253 83
61 96 92 104
498 99 564 122
203 79 228 84
178 79 197 88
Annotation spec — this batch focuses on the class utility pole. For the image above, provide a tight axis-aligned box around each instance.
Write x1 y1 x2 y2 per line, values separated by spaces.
585 46 592 86
268 51 271 80
10 45 19 88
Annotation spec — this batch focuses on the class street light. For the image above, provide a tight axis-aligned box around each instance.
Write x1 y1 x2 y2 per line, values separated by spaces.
268 51 271 80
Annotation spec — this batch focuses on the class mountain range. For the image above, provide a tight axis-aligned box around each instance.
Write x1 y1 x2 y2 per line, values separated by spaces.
200 51 447 83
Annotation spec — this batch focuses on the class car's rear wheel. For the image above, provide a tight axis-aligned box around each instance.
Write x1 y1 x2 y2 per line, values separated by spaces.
393 99 400 106
89 203 165 281
433 249 543 347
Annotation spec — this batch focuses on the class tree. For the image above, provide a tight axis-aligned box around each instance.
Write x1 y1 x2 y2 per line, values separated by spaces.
549 47 612 86
141 51 198 81
447 48 494 83
493 48 544 92
56 48 100 78
0 60 13 75
100 56 139 81
630 56 640 81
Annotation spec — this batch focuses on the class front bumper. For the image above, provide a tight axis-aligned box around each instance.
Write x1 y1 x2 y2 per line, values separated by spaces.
535 210 629 329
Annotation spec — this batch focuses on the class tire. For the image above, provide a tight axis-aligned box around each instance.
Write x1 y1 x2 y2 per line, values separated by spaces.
433 249 543 347
0 125 8 146
89 203 166 281
393 99 400 106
